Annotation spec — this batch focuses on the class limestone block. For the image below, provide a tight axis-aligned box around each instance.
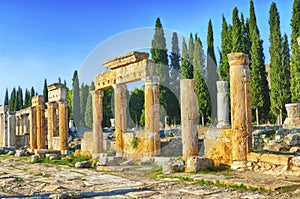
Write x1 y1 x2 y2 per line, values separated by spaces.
163 159 184 174
75 161 91 168
290 147 300 153
205 129 232 166
247 152 262 162
260 154 292 166
291 156 300 167
47 83 67 103
185 156 214 172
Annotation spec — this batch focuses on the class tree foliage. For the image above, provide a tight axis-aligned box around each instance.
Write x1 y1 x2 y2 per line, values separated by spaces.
72 70 80 127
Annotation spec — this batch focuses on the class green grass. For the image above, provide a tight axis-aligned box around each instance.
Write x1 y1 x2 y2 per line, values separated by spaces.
36 155 90 167
34 172 51 178
144 165 163 179
15 177 23 182
279 185 300 193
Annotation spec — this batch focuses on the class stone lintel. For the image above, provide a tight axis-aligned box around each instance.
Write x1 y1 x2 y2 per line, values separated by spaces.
48 83 66 91
227 52 249 66
32 95 44 107
102 51 149 69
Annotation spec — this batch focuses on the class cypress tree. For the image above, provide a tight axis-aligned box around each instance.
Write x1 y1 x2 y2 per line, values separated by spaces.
269 2 285 122
207 19 219 123
30 87 35 106
180 38 192 79
129 88 144 126
249 0 270 124
282 33 291 112
24 89 31 108
290 0 300 102
193 37 211 125
72 70 80 127
188 33 194 78
9 88 16 111
80 83 89 127
231 7 243 52
219 15 231 83
103 88 114 127
4 88 8 105
85 82 94 129
43 79 48 104
16 86 23 111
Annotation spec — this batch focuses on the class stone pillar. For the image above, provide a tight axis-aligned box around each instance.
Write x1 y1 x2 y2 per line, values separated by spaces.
113 84 127 157
228 52 252 168
145 76 160 156
36 105 46 149
30 108 37 149
0 114 3 146
59 101 68 151
7 114 16 147
92 90 104 154
180 79 199 161
47 102 55 150
216 81 229 128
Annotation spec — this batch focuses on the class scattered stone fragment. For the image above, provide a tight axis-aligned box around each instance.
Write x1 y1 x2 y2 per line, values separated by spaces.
120 160 135 166
31 154 39 163
75 161 91 168
15 150 26 157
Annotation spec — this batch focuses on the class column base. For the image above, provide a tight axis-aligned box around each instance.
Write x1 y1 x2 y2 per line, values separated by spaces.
231 160 247 170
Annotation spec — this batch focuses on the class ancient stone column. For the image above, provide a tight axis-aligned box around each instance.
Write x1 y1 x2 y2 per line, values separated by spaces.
180 79 199 161
59 101 68 151
228 52 252 169
7 114 16 147
47 102 55 150
114 84 127 157
92 89 104 154
145 76 160 156
216 81 229 128
30 108 37 149
0 114 2 146
36 105 46 149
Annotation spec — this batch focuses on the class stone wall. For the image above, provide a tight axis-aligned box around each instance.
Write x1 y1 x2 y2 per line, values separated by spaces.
247 152 300 176
15 135 29 148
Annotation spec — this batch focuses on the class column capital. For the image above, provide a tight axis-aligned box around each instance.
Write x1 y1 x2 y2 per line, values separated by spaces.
91 89 104 97
216 81 228 92
227 52 249 66
145 76 160 86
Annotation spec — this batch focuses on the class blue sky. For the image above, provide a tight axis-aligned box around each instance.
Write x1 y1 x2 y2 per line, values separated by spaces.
0 0 294 102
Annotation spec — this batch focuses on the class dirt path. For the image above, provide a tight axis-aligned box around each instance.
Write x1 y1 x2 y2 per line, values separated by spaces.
0 156 299 198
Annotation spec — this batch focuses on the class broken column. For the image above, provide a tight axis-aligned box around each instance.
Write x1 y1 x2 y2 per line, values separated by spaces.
114 83 127 157
180 79 199 161
283 103 300 129
92 89 104 154
36 103 46 149
228 52 252 169
59 101 68 151
30 107 37 149
216 81 229 128
145 76 160 156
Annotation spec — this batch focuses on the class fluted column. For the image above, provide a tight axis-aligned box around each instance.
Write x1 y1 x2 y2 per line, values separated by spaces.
59 101 68 151
113 84 127 157
36 105 46 149
92 89 104 154
228 52 252 168
145 76 160 156
30 108 37 149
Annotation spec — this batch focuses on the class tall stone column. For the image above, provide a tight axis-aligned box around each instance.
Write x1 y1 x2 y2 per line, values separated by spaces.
180 79 199 161
228 52 252 168
216 81 229 128
145 76 160 156
7 114 16 147
16 117 19 136
36 105 46 149
92 90 104 154
47 102 55 150
114 84 127 157
30 108 37 149
59 101 68 151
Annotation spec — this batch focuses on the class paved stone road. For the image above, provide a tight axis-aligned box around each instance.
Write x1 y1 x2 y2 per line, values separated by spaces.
0 156 299 198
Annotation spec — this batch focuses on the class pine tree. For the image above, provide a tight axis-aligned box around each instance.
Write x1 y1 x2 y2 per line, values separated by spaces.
43 79 48 104
80 83 89 127
9 88 16 111
231 7 243 52
269 2 284 122
4 88 8 105
249 0 270 124
24 89 31 108
207 19 219 123
180 38 192 79
85 82 94 129
290 0 300 102
72 70 80 127
16 86 23 111
193 37 211 125
219 15 232 83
